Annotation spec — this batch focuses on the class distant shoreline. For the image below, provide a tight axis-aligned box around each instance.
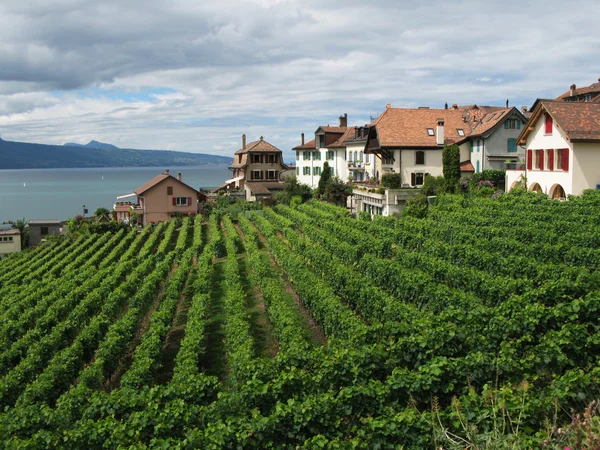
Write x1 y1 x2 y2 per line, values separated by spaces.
0 163 231 171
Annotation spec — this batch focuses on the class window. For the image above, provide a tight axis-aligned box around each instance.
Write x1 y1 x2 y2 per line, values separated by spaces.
426 128 435 136
252 154 262 163
504 119 520 129
365 153 369 163
303 151 311 161
313 167 321 176
312 151 321 160
534 149 544 170
318 135 326 148
266 170 278 180
354 151 358 162
239 155 242 163
545 114 553 134
167 186 173 195
327 150 335 160
296 151 299 161
457 129 465 137
359 151 363 162
175 197 189 206
303 166 311 175
347 151 352 162
477 140 481 152
415 151 425 165
411 173 424 186
251 170 263 180
296 167 299 175
556 148 569 171
507 138 517 153
41 226 48 235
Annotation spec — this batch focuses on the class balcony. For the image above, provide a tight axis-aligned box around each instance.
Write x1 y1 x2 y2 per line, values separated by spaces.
348 161 366 171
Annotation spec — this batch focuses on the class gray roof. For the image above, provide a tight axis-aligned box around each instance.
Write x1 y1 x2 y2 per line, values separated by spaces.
0 229 20 236
28 219 61 225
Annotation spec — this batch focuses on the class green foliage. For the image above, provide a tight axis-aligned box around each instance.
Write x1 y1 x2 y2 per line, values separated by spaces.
471 169 506 190
402 194 429 218
421 175 446 196
317 161 333 196
442 144 461 193
93 207 110 218
324 176 352 206
381 173 402 188
276 175 312 205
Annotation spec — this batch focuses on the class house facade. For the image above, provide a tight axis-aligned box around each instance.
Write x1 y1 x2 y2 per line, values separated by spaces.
115 170 200 224
28 220 62 246
556 78 600 103
506 101 600 197
462 105 528 171
0 228 21 257
222 136 289 201
293 114 373 188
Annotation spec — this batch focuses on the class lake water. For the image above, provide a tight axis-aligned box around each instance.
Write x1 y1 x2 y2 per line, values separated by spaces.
0 166 231 223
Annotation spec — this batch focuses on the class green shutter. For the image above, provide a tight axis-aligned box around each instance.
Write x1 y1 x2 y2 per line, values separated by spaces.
517 121 521 130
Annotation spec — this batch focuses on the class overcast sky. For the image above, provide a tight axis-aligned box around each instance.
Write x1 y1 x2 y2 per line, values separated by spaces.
0 0 599 161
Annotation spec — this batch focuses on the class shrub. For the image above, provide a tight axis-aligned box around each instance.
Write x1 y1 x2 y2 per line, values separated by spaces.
403 194 429 218
381 173 402 189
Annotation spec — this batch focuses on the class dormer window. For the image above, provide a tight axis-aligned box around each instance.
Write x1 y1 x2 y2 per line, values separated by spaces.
317 134 326 149
505 119 520 130
426 128 435 136
457 129 465 137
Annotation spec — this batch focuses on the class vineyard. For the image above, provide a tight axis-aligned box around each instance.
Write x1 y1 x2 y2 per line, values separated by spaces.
1 192 600 448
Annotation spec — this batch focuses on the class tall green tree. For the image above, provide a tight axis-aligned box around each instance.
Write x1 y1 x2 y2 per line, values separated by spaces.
14 218 28 249
317 161 332 196
442 144 461 193
324 177 352 207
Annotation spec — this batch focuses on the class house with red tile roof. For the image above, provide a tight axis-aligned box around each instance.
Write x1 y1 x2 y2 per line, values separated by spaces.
292 114 375 188
114 170 201 224
506 101 600 198
221 135 289 201
556 78 600 103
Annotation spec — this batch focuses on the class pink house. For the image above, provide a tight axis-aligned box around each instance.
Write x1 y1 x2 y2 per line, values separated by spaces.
115 170 202 224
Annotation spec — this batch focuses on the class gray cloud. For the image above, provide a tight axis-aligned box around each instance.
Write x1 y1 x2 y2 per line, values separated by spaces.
0 0 599 160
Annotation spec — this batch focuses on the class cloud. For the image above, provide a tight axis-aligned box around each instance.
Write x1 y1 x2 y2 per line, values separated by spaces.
0 0 599 160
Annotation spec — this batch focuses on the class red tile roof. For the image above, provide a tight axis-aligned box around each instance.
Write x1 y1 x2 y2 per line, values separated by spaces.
293 139 316 150
371 107 468 147
518 100 600 144
134 172 198 195
327 128 355 148
556 79 600 100
234 138 282 155
460 161 475 172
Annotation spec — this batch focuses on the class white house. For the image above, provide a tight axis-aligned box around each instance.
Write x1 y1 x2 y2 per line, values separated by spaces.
506 100 600 197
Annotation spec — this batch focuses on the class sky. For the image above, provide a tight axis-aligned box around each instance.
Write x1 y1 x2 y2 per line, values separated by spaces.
0 0 599 162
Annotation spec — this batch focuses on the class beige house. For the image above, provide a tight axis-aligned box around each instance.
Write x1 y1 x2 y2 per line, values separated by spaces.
115 170 200 225
28 219 62 247
506 101 600 197
0 228 21 257
219 135 289 201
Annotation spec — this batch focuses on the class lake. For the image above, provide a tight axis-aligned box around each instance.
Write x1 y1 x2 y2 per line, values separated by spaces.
0 166 231 223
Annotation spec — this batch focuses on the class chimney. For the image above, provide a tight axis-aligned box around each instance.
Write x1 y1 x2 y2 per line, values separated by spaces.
386 104 391 109
436 119 444 145
301 133 304 145
452 104 458 110
522 106 528 113
242 134 246 150
177 172 182 182
506 99 509 108
260 136 263 141
339 113 348 127
570 84 576 96
165 169 169 175
444 102 448 109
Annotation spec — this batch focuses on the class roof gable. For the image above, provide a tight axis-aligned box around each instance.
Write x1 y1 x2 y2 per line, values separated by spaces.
134 173 199 195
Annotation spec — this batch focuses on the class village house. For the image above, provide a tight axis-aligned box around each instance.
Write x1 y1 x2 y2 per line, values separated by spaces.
556 78 600 103
293 114 376 189
28 219 62 247
114 170 201 225
218 135 290 202
0 227 21 257
506 101 600 198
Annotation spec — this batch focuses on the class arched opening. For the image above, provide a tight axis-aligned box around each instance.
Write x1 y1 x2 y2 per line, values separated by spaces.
549 184 566 200
509 181 520 191
529 182 542 193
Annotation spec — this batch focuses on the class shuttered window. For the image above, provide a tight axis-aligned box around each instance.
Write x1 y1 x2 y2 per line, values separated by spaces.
527 149 532 170
507 138 517 153
545 114 553 134
548 149 554 171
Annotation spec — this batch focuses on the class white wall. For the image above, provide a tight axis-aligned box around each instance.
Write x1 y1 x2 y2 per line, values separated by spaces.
401 149 443 186
572 142 600 194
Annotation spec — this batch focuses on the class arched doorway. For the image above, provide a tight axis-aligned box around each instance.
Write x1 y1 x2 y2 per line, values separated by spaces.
529 182 542 194
509 181 520 191
550 184 566 200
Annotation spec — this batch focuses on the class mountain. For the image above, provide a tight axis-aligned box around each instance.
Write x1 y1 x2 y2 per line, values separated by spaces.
64 140 120 150
0 139 232 169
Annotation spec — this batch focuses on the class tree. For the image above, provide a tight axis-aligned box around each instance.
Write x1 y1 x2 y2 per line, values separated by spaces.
14 218 28 249
317 162 332 196
442 144 461 193
94 207 111 218
276 175 312 204
324 177 352 207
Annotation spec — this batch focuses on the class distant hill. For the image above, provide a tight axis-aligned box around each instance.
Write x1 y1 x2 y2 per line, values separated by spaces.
0 139 231 169
64 140 120 150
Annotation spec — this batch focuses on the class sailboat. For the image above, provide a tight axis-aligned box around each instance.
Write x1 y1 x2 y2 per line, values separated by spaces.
23 182 26 187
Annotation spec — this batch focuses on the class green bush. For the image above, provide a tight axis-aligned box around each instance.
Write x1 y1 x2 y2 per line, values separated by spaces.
403 194 429 218
421 175 445 196
381 173 402 188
